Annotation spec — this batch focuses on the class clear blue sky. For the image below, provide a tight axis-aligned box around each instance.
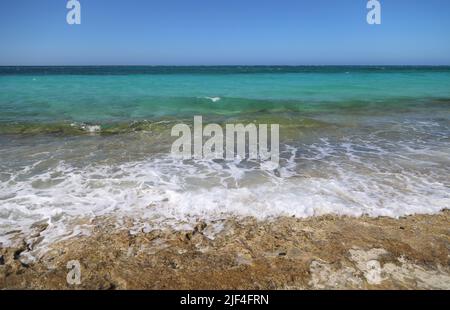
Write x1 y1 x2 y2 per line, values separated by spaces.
0 0 449 65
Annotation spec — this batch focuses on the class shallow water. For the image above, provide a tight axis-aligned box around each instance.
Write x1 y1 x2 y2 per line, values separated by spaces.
0 66 449 248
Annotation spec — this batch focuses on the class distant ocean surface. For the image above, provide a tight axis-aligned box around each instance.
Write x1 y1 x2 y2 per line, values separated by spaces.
1 66 449 250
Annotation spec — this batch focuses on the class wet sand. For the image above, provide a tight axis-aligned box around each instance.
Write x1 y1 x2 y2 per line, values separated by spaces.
1 211 449 289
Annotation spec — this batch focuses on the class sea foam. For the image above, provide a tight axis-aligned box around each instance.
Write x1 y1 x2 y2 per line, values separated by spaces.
205 97 221 103
1 139 449 253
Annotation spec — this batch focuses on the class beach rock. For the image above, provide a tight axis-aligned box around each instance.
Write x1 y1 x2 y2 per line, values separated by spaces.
0 211 449 289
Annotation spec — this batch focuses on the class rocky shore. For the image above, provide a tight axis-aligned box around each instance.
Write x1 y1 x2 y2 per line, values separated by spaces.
1 211 449 289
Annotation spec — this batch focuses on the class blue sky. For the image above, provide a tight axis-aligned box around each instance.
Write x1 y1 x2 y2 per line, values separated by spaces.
0 0 449 65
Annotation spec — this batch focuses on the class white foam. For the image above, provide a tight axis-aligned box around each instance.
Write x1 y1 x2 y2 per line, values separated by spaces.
0 141 449 252
84 125 102 133
205 96 221 103
70 123 102 133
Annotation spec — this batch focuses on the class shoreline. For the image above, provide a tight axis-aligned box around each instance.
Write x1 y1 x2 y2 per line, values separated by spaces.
1 211 449 289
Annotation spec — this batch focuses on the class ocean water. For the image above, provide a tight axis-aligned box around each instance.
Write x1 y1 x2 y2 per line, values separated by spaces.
0 66 449 250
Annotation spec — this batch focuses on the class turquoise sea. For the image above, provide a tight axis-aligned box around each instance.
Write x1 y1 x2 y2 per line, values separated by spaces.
0 66 449 250
1 66 450 129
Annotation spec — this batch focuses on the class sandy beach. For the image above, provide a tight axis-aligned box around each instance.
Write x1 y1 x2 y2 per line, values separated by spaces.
1 210 449 290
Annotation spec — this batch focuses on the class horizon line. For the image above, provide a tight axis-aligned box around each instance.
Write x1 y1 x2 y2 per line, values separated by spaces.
1 64 450 67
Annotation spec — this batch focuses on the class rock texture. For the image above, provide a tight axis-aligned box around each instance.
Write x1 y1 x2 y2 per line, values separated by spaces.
1 211 449 289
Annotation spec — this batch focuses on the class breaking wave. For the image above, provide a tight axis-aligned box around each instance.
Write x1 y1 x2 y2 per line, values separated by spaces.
1 134 449 253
